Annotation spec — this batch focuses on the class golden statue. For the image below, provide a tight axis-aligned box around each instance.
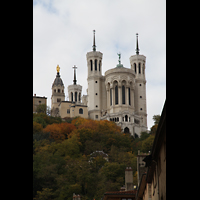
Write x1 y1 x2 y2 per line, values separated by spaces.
56 65 60 73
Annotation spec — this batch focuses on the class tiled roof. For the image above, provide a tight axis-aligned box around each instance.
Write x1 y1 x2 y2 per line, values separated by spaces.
105 190 137 195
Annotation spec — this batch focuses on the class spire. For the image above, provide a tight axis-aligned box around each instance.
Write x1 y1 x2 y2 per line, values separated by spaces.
92 30 96 51
136 33 139 55
72 65 77 85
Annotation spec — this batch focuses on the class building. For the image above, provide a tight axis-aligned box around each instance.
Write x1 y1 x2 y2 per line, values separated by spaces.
73 193 81 200
137 151 149 187
51 31 148 137
33 94 47 113
90 150 109 162
136 100 166 200
103 167 137 200
51 65 88 119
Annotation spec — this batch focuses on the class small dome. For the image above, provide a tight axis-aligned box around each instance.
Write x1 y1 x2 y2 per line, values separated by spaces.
52 72 64 87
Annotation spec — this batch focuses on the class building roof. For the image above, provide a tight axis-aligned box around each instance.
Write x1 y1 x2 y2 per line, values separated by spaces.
105 190 137 195
52 72 64 87
33 95 47 99
103 190 137 200
90 150 108 157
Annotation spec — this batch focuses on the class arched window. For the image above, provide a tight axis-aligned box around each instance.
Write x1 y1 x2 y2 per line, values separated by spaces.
99 60 101 71
115 85 118 105
125 115 128 122
79 93 81 102
75 92 77 102
122 85 125 104
139 63 141 74
90 60 93 71
71 92 73 102
128 88 131 105
134 63 137 73
124 127 130 134
95 59 97 71
79 108 83 114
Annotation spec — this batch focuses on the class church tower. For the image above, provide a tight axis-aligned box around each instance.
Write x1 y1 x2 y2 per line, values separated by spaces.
129 34 147 132
51 65 65 116
68 65 82 103
86 30 104 120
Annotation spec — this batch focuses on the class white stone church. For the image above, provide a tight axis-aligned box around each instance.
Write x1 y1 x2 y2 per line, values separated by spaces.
51 31 147 137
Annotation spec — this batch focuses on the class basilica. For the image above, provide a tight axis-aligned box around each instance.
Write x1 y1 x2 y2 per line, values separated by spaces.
51 31 147 137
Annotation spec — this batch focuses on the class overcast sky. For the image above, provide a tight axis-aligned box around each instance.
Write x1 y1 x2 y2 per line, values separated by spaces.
33 0 166 130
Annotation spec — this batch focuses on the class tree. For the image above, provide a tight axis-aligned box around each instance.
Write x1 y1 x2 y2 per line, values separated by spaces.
34 188 53 200
141 135 155 153
153 115 161 125
150 124 158 135
36 104 46 114
43 122 76 141
33 116 47 128
33 121 43 134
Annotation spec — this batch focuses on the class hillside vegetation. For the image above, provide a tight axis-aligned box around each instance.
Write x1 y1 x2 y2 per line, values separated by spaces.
33 113 158 200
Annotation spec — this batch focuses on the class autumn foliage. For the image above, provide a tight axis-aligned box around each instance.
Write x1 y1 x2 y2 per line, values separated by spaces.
33 114 156 200
43 122 76 141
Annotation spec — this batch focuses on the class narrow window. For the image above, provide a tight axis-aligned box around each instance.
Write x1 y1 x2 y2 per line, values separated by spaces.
71 92 73 102
134 63 137 73
95 59 97 71
115 85 118 105
143 64 145 74
125 115 128 122
90 60 93 71
139 63 141 74
79 93 81 101
99 60 101 71
128 88 131 105
110 88 112 106
75 92 77 102
79 108 83 114
58 89 60 93
67 109 70 114
122 85 125 104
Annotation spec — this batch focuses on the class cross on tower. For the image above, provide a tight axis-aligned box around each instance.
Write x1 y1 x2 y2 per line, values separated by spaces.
73 65 77 85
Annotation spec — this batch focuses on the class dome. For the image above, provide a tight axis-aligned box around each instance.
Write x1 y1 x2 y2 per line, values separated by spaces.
52 72 64 87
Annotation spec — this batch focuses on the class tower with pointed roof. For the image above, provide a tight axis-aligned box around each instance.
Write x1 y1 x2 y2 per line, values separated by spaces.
129 33 147 132
86 30 106 120
68 65 82 103
51 65 65 116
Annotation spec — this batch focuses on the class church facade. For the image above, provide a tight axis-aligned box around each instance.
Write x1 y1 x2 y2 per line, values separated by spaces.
51 31 147 137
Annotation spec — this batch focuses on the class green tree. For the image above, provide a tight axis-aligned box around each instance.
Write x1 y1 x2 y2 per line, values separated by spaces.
36 104 46 114
153 115 161 125
141 135 155 153
34 188 54 200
